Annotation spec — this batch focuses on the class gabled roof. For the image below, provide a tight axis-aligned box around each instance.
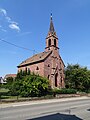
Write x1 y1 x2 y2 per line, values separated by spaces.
17 51 52 68
4 74 16 79
59 55 65 67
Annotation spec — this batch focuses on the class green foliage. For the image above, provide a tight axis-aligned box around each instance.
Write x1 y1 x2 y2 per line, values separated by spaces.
52 88 77 94
21 74 49 97
5 77 14 88
6 77 14 83
8 71 49 97
16 70 23 79
0 88 9 99
2 77 14 91
65 64 90 92
9 79 22 96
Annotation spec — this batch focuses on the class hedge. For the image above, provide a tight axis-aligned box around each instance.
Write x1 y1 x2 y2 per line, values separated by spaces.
52 88 77 94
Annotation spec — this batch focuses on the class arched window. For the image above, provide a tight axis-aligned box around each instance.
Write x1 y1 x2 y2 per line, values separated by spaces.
28 68 30 71
48 75 50 80
48 64 50 67
48 39 51 47
25 67 27 74
36 66 39 70
54 39 56 47
27 68 31 75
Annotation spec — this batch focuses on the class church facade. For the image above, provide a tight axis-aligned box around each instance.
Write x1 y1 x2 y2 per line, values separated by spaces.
17 15 65 88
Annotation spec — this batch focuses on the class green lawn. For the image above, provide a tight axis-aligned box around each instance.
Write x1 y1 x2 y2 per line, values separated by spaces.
0 88 9 92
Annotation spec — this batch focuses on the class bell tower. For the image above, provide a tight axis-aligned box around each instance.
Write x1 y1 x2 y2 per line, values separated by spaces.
45 14 59 53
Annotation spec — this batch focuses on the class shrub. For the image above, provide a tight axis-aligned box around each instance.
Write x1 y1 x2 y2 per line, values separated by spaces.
0 88 9 99
52 88 77 94
8 74 49 97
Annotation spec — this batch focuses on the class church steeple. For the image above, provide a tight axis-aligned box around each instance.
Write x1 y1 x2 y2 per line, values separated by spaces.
49 13 55 33
45 14 59 52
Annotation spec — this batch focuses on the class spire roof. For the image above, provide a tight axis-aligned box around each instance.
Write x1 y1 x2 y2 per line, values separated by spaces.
49 13 55 33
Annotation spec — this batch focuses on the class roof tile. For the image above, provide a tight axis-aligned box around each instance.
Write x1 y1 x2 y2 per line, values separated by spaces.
18 51 52 67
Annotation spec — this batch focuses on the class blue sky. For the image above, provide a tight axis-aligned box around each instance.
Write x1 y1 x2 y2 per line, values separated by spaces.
0 0 90 77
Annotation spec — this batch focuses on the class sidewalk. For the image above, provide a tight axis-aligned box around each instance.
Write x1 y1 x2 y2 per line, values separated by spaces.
0 96 89 108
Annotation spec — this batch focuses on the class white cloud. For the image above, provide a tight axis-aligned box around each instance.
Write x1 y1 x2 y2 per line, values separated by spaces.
0 8 20 32
9 23 20 32
6 16 11 22
8 21 20 32
0 8 7 16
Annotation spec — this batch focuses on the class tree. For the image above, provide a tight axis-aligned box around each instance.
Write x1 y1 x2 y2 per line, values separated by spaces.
6 77 14 84
5 77 14 90
9 71 49 97
65 64 90 92
21 74 49 97
9 79 23 99
82 70 90 92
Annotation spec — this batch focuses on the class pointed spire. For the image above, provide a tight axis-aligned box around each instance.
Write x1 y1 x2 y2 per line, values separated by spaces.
51 13 52 20
49 13 55 33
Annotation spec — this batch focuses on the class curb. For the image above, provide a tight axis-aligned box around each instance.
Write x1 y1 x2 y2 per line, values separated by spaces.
0 96 89 109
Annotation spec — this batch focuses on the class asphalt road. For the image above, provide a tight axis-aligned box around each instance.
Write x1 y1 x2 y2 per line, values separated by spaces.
0 97 90 120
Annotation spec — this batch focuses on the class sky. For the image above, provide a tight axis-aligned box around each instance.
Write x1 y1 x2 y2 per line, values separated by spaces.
0 0 90 77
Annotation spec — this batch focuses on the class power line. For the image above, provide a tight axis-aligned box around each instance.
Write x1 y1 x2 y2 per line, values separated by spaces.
0 38 38 54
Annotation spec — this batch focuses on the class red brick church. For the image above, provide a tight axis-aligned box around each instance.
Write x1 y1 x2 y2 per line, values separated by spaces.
17 15 65 88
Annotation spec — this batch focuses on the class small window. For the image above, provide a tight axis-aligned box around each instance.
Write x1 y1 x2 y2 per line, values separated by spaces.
54 39 56 47
28 68 30 71
48 39 51 47
28 68 31 72
27 68 31 75
25 67 27 73
48 64 50 67
36 66 39 70
48 75 50 80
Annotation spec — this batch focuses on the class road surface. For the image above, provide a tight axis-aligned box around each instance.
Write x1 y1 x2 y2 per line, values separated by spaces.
0 97 90 120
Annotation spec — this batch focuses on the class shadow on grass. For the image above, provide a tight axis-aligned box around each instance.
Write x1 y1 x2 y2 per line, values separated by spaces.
27 113 82 120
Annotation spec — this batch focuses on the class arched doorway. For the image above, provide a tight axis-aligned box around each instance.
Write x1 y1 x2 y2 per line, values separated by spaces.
55 73 58 87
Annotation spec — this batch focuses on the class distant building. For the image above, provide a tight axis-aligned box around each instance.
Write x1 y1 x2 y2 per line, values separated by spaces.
0 77 6 84
17 15 65 88
4 74 16 81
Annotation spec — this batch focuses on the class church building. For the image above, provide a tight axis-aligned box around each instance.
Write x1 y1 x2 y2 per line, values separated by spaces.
17 15 65 88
